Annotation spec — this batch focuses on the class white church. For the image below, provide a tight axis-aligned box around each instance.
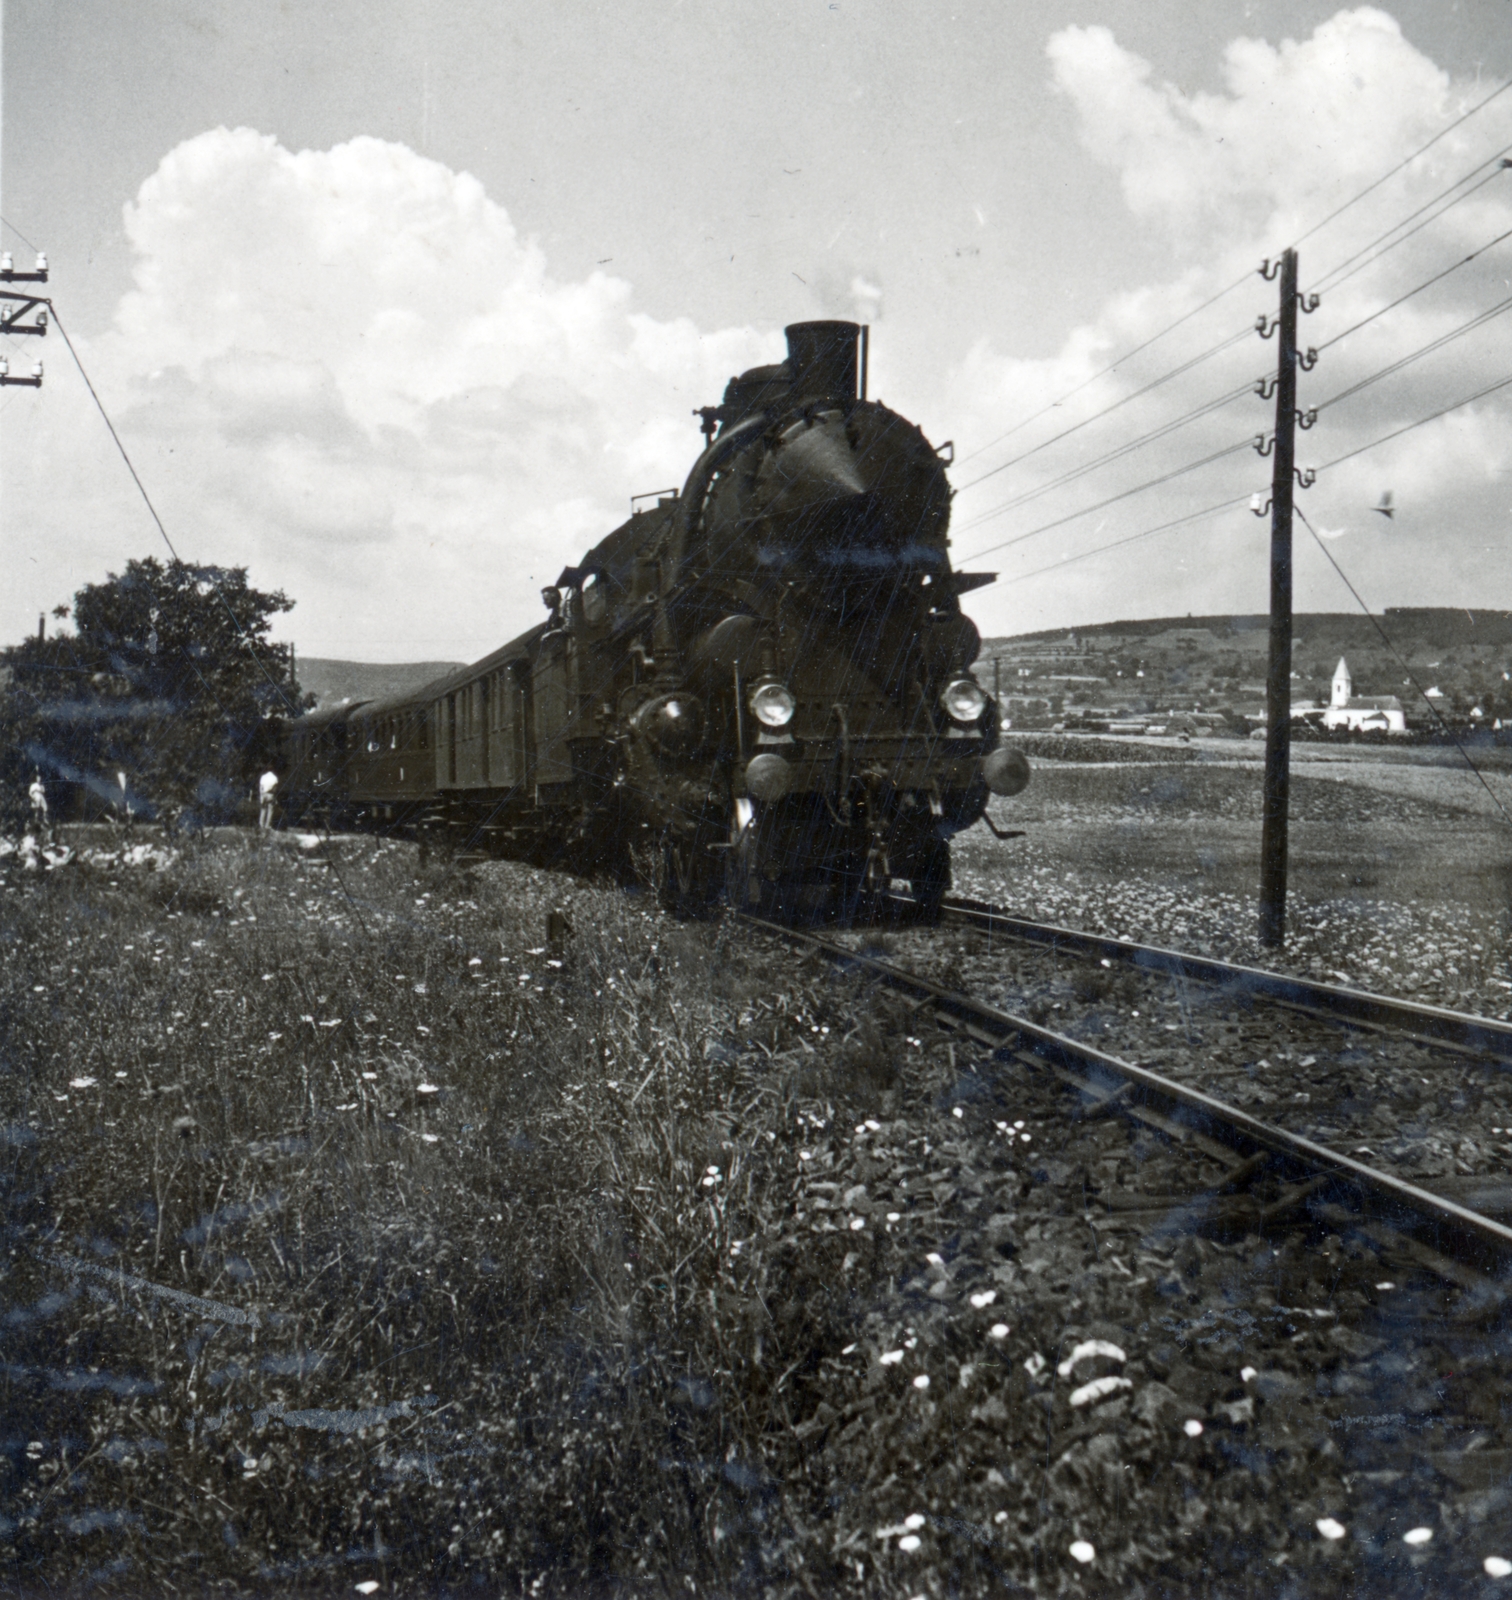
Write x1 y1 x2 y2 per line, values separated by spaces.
1318 657 1407 734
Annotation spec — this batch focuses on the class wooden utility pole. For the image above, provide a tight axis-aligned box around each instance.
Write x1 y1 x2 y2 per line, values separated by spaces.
1256 250 1316 948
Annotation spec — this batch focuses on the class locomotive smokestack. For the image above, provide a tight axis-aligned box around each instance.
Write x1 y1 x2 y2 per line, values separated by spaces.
785 321 862 402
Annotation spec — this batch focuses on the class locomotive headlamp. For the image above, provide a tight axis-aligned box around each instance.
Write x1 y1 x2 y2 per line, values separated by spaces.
750 680 797 728
941 678 988 724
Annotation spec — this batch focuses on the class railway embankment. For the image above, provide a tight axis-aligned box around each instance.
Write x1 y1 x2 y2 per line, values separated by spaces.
5 827 1512 1594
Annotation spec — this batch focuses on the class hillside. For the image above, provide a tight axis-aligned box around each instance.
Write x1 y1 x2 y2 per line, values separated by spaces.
295 658 463 710
979 608 1512 730
985 607 1512 652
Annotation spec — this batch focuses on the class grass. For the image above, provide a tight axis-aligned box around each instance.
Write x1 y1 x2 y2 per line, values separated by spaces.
0 831 897 1595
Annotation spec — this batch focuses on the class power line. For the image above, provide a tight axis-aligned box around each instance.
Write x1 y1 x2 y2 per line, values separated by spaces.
1315 363 1512 475
1316 289 1512 416
49 305 371 929
0 213 40 253
961 429 1253 545
956 276 1254 469
959 72 1512 476
1296 505 1512 830
1317 219 1512 356
969 228 1512 554
981 492 1252 586
1313 157 1508 296
958 378 1253 521
955 327 1253 494
1295 72 1512 251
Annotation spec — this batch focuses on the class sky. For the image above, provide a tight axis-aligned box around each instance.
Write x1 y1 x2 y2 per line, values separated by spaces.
4 0 1512 660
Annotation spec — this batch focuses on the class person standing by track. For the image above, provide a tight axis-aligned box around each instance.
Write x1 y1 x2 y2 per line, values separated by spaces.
258 768 279 832
28 772 54 845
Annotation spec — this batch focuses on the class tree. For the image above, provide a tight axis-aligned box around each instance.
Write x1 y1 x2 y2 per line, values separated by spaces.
1 557 302 828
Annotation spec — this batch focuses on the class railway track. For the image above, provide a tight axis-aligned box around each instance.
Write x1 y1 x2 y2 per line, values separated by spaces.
744 909 1512 1294
928 892 1512 1065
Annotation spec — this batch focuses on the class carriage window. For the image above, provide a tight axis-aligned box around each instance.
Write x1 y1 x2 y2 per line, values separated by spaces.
581 571 607 626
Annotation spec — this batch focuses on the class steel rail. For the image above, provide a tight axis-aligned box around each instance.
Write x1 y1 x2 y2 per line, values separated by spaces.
923 893 1512 1064
741 912 1512 1277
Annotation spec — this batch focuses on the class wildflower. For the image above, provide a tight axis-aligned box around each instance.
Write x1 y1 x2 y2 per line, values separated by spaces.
912 1374 930 1390
1316 1518 1346 1541
1484 1556 1511 1577
880 1350 904 1366
897 1535 921 1553
1240 1366 1257 1382
1376 1281 1395 1291
952 1107 964 1119
969 1290 996 1309
886 1211 901 1223
1404 1528 1433 1547
1023 1353 1045 1377
902 1514 924 1531
1058 1339 1125 1377
356 1585 380 1595
989 1323 1009 1340
418 1084 440 1095
1070 1375 1130 1407
421 1133 439 1144
1069 1540 1095 1564
69 1077 97 1090
1184 1419 1204 1437
849 1217 865 1230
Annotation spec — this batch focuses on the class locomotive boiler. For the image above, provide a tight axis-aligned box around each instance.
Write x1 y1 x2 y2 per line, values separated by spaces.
283 320 1030 916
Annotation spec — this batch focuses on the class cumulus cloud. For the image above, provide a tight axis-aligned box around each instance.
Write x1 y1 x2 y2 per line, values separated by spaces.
29 129 778 657
945 9 1512 632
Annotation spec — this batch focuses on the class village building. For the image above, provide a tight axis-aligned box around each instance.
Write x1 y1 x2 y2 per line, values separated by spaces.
1321 656 1406 734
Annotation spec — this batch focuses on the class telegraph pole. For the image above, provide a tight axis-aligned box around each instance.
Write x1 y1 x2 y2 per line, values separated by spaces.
1255 249 1316 948
0 249 48 387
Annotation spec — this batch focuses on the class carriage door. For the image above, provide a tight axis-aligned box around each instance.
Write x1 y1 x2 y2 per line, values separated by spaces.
446 694 458 786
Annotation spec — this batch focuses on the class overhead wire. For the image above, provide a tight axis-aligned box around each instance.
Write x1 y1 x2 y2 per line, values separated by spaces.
1315 289 1512 416
960 432 1256 548
0 213 40 252
962 164 1512 557
986 493 1253 587
954 327 1254 493
1296 505 1512 830
1316 219 1512 356
1312 158 1508 296
959 377 1255 520
48 305 373 932
955 278 1256 468
958 70 1512 477
1294 72 1512 251
964 160 1512 514
1314 363 1512 475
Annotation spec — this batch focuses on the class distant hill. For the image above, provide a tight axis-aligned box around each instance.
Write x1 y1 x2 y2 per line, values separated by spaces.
295 658 463 711
985 608 1512 652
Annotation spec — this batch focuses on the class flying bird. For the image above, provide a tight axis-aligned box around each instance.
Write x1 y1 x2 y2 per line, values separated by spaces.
1372 490 1394 519
1315 524 1350 540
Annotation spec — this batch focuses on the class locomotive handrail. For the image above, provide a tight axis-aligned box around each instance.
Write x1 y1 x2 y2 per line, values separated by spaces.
668 413 769 587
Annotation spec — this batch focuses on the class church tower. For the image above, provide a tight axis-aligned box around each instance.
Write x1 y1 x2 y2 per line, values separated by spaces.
1331 656 1352 708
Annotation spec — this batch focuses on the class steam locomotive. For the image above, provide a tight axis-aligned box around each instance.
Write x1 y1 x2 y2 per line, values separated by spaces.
282 320 1030 916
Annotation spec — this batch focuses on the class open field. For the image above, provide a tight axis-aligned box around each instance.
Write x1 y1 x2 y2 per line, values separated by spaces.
962 753 1512 1016
1 765 1510 1596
